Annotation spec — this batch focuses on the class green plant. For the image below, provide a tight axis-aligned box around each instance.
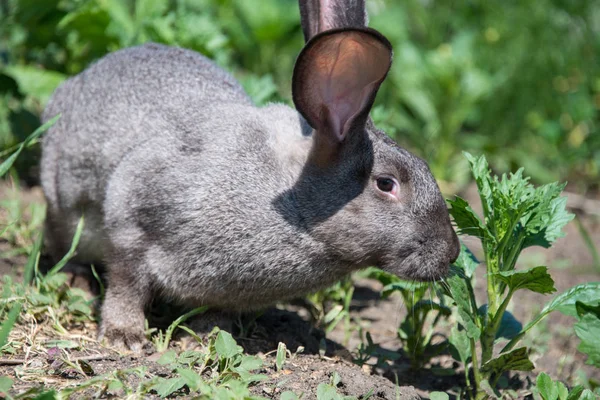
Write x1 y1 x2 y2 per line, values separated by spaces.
150 306 208 352
570 302 600 368
364 268 451 369
0 216 94 350
534 372 597 400
444 152 600 398
306 276 358 345
152 329 267 399
0 114 59 176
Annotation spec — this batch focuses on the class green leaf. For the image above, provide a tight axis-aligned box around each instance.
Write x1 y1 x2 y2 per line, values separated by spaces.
566 386 585 400
158 306 208 352
276 342 286 371
238 355 262 371
481 347 534 376
151 376 186 398
363 267 401 287
443 267 480 340
580 389 599 400
2 66 66 104
157 350 177 365
30 390 57 400
495 266 556 295
28 292 54 306
215 330 241 359
430 392 450 400
448 326 471 365
412 300 452 317
316 383 340 400
281 391 302 400
135 0 169 22
550 283 600 317
67 300 93 316
177 350 203 367
0 302 22 348
574 313 600 367
177 368 202 391
502 282 600 353
42 273 69 289
382 280 428 298
48 216 85 275
23 232 44 284
0 376 13 394
0 115 60 177
447 196 493 242
463 152 493 220
521 186 574 249
323 305 344 324
104 0 136 45
557 382 569 400
453 243 479 278
107 380 124 392
537 372 558 400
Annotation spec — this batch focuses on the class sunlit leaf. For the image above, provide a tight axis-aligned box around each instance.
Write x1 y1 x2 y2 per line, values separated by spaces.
495 266 556 295
215 330 241 359
574 313 600 367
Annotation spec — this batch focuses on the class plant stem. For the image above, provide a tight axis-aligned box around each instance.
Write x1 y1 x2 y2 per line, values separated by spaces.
470 337 482 399
490 290 513 334
480 289 515 367
482 247 499 365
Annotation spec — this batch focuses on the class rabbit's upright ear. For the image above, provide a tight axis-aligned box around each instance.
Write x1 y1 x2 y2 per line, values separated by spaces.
299 0 367 42
292 29 392 153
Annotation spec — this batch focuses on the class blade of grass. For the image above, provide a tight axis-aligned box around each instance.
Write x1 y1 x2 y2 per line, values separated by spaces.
0 303 22 350
0 114 60 177
47 216 84 275
158 306 209 352
90 264 105 298
0 228 45 348
0 222 15 236
24 232 44 283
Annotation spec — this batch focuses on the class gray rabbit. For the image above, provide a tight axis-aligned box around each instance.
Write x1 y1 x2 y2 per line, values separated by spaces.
40 0 459 351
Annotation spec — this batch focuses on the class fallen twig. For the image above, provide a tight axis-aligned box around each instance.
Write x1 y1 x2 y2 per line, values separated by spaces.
0 358 26 365
0 354 116 366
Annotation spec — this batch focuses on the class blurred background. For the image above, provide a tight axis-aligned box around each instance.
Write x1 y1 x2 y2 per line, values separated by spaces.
0 0 599 193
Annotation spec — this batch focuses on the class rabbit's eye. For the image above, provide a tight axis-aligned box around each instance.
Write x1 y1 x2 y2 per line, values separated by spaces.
376 178 395 192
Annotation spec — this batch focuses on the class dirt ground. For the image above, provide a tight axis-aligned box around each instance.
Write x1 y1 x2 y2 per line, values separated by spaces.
0 182 599 399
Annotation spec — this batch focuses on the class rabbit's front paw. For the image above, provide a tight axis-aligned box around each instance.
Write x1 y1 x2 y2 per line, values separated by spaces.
99 319 148 354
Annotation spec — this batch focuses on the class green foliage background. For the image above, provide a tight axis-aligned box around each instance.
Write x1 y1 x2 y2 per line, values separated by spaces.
1 0 599 188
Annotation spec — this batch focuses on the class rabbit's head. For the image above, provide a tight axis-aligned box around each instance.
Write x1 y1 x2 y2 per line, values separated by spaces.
286 0 459 281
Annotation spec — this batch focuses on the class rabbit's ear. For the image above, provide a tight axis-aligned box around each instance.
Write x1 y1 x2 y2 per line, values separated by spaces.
299 0 367 42
292 29 392 147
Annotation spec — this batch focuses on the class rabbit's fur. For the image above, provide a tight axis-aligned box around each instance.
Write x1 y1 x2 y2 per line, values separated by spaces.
41 0 459 351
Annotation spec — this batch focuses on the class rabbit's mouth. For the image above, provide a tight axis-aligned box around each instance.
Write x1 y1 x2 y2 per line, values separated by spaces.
377 245 454 283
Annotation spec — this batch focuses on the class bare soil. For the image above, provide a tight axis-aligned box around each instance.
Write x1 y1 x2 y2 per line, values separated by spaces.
1 183 599 399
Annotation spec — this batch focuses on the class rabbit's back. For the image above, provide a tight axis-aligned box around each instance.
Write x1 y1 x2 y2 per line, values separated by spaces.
41 43 254 261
